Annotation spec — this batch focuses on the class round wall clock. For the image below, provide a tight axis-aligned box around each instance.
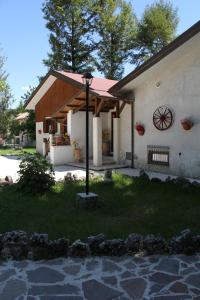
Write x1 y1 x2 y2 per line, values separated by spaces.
153 105 173 131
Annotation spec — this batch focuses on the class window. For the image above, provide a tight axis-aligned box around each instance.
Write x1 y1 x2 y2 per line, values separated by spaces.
43 118 57 133
147 145 169 166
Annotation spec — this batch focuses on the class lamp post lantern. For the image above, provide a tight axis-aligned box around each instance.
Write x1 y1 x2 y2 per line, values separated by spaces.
82 72 93 195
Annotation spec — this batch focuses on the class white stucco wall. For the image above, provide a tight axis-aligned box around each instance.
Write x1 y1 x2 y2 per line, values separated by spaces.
67 110 93 158
129 32 200 178
36 122 50 154
119 104 132 163
50 145 73 165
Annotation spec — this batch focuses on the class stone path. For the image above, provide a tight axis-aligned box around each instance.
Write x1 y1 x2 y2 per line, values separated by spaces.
0 255 200 299
0 156 89 183
1 155 200 184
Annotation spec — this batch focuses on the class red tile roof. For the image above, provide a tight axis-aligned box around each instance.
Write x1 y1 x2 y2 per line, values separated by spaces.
15 112 29 120
25 70 119 109
57 71 118 99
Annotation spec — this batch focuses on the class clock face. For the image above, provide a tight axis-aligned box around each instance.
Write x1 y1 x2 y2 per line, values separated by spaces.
153 105 173 131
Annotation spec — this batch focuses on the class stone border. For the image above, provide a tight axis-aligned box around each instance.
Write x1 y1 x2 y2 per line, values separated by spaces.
0 229 200 261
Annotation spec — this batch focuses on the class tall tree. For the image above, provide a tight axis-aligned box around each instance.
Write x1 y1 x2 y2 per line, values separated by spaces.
0 54 12 138
95 0 137 80
132 0 179 65
42 0 95 73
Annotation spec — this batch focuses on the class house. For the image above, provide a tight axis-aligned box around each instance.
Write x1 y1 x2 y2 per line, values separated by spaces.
26 20 200 178
111 20 200 178
15 112 29 146
26 71 132 167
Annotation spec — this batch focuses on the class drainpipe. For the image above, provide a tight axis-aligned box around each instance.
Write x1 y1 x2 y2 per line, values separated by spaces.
131 99 135 168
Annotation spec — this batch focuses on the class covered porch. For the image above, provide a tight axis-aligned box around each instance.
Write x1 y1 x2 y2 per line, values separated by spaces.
36 71 131 168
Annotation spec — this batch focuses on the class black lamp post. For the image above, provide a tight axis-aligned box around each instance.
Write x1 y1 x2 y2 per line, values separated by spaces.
82 72 93 195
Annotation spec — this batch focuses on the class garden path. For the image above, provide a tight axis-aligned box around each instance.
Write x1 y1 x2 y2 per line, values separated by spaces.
1 155 200 184
0 255 200 299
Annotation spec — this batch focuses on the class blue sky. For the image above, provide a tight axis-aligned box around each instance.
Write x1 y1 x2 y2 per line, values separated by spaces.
0 0 199 107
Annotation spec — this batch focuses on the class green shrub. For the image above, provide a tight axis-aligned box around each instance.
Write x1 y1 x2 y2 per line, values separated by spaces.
17 153 55 194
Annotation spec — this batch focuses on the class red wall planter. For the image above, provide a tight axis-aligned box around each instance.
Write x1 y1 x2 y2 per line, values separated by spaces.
135 123 145 136
181 119 193 131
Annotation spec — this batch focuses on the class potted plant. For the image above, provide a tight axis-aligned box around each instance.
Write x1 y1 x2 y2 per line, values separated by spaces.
181 118 193 130
55 135 65 145
72 139 81 162
135 123 145 136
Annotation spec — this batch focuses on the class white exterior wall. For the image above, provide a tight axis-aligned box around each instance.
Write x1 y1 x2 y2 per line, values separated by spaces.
119 104 132 163
131 33 200 178
93 117 102 166
50 145 73 165
36 122 49 154
67 110 93 158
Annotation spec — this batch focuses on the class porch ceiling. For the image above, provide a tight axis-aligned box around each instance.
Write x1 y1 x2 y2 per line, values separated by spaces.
52 92 124 119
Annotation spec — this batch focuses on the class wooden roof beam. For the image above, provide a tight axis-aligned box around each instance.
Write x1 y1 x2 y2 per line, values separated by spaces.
95 99 104 117
51 90 82 118
119 101 126 115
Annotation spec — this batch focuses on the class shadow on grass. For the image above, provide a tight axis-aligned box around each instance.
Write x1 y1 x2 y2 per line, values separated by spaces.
0 173 200 241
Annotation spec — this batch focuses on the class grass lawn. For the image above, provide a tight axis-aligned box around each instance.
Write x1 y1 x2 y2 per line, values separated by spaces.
0 147 36 156
0 173 200 241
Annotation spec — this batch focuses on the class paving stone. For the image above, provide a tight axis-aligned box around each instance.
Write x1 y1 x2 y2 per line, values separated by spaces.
123 261 137 270
29 284 80 295
63 264 81 275
169 281 188 293
76 273 92 280
179 255 199 264
191 288 200 295
40 297 83 300
149 272 181 285
27 267 64 283
185 274 200 288
102 259 122 273
108 256 128 263
43 258 65 266
86 259 99 271
180 262 188 269
138 267 152 275
148 256 161 264
152 296 192 300
120 271 134 279
154 258 180 274
82 279 122 300
195 263 200 269
101 275 118 286
180 266 198 275
132 256 146 264
0 279 27 300
120 278 147 299
14 261 28 268
0 268 16 282
150 284 165 294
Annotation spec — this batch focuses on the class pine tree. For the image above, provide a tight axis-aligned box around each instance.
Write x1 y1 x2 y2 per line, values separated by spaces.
95 0 137 80
42 0 95 73
133 0 179 65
